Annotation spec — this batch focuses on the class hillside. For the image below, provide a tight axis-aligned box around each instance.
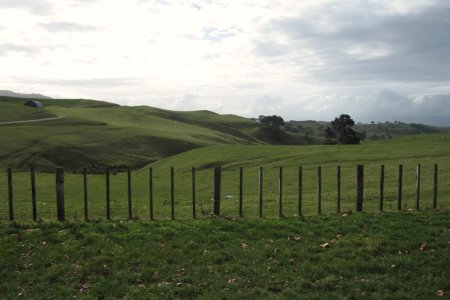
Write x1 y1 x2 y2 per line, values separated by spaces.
145 131 450 171
136 132 450 217
285 120 443 140
0 96 319 169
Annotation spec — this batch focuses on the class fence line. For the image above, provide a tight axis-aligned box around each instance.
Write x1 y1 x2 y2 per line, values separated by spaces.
380 165 385 211
1 163 445 222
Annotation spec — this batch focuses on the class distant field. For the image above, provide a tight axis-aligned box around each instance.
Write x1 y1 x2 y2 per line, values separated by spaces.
0 211 449 298
1 132 449 221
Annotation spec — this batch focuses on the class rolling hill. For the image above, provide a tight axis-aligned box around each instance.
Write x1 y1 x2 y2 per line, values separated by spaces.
0 96 320 169
285 120 443 140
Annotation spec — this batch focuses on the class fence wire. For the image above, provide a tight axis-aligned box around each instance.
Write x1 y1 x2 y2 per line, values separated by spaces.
0 162 448 222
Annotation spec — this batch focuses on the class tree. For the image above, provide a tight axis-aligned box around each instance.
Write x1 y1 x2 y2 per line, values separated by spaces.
258 115 285 138
324 114 363 145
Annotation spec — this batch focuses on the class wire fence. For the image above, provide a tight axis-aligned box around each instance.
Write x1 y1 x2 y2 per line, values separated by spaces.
0 163 448 222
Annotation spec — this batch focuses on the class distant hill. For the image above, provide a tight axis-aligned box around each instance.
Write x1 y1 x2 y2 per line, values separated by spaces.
285 120 443 140
1 94 444 169
0 90 52 99
0 96 320 169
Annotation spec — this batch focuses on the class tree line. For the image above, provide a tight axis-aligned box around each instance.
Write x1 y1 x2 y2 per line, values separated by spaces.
258 114 363 144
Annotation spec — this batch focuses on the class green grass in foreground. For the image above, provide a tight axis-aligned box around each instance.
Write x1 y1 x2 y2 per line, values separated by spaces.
0 211 449 299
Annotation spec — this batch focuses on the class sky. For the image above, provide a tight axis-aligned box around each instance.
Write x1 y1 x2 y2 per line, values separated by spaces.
1 0 450 125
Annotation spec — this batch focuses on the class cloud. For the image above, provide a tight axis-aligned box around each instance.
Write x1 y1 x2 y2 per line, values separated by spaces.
0 43 39 56
354 91 450 126
191 3 201 10
0 0 52 14
202 26 238 42
257 1 450 84
40 22 97 33
271 90 450 126
1 0 449 126
248 95 285 115
14 77 144 87
169 94 202 110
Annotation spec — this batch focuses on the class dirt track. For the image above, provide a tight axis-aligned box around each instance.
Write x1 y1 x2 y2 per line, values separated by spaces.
0 116 65 125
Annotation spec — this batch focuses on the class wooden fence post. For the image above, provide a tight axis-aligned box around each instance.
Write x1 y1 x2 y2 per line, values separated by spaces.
106 168 110 220
298 166 302 216
278 167 283 218
56 167 65 221
83 168 88 221
337 165 341 213
127 167 132 220
8 168 14 221
213 166 221 216
192 167 196 219
433 163 438 209
259 167 263 218
397 164 403 210
171 167 175 219
149 168 154 220
380 165 384 212
31 168 37 221
239 167 243 218
415 164 420 210
356 165 364 212
317 166 322 214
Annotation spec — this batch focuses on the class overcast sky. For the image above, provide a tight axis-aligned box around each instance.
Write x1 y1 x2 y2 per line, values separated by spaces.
1 0 450 125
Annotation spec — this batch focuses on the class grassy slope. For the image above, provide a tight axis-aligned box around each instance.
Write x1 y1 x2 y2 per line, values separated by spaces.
147 131 450 170
0 101 56 122
0 211 449 298
0 96 315 169
139 131 449 218
1 132 449 222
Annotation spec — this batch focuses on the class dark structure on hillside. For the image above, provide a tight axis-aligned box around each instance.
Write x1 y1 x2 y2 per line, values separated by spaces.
24 100 44 108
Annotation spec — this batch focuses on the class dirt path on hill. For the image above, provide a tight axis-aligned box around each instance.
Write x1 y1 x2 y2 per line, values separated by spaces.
0 116 65 125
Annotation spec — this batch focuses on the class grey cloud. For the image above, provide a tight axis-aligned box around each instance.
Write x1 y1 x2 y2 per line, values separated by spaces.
40 22 97 33
0 43 39 56
0 0 52 14
253 39 290 60
258 2 450 84
14 77 144 87
277 90 450 126
356 91 450 126
191 3 201 10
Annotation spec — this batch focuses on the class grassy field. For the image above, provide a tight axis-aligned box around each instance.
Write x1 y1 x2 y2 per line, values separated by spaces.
0 96 318 169
1 96 449 299
1 132 449 222
0 211 448 298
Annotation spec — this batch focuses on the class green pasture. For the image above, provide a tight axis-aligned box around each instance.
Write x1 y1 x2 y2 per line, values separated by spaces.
1 132 449 222
1 211 449 298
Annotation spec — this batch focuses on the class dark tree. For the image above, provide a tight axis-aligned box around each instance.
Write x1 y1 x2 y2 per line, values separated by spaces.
324 114 363 144
259 115 285 138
